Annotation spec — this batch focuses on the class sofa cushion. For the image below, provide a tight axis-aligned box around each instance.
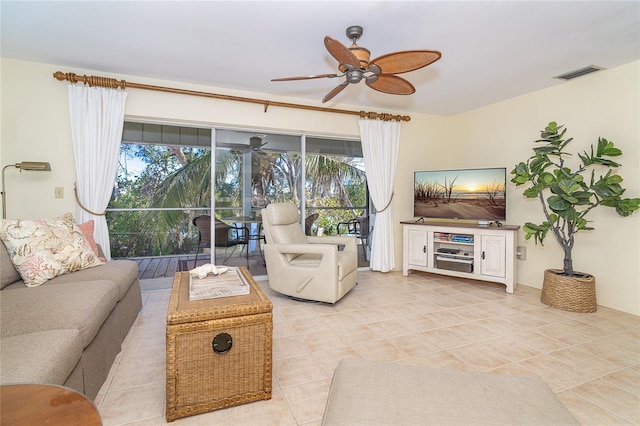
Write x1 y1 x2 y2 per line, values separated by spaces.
0 213 103 287
0 329 83 385
0 240 21 290
42 260 139 301
0 280 119 347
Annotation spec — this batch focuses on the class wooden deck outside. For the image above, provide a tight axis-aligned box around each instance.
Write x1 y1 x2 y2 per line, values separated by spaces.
129 252 268 280
131 255 187 280
129 243 369 280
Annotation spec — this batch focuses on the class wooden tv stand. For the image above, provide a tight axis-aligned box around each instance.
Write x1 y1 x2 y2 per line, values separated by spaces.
401 221 519 293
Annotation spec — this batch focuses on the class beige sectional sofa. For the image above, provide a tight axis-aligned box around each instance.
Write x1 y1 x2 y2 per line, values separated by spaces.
0 241 142 399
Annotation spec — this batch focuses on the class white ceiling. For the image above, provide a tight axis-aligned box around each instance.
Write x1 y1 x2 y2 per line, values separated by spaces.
1 1 638 116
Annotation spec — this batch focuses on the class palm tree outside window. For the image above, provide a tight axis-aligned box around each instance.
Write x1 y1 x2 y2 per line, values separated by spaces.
107 122 370 274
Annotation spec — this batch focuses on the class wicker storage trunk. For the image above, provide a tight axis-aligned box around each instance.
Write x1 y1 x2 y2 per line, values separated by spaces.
166 269 273 422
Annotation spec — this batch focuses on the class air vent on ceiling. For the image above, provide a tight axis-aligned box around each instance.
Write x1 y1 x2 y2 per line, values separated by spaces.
554 65 605 80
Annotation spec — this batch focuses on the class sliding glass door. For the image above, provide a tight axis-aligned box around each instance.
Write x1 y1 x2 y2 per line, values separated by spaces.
214 129 302 215
108 122 211 260
108 122 367 278
213 129 302 275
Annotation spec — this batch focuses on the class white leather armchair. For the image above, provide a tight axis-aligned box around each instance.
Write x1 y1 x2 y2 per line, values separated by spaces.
261 202 358 303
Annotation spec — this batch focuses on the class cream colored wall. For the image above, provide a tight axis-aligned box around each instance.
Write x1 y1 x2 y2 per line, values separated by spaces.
1 59 76 217
0 59 364 219
430 61 639 315
390 114 453 272
2 58 638 314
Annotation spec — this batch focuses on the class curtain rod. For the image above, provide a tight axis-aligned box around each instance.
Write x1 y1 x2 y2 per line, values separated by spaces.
53 71 411 122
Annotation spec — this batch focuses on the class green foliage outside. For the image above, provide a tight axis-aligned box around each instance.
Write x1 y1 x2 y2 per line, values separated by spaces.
108 143 367 257
107 144 208 257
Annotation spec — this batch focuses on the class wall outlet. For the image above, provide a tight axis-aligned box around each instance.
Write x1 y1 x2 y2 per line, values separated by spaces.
517 246 527 260
55 187 64 199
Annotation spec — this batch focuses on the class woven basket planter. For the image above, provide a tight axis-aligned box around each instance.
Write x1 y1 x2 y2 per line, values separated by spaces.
541 269 597 313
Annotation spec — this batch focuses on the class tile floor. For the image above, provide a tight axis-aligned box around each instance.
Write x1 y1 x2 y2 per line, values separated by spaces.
95 271 640 425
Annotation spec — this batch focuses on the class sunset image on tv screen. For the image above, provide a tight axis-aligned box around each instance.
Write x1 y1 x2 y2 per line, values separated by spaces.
414 168 506 221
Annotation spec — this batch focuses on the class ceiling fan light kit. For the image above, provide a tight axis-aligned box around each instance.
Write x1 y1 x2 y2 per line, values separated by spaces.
272 25 441 103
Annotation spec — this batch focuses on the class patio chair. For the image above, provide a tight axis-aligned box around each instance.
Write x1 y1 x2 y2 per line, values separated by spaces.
337 216 371 261
261 202 357 303
192 216 249 268
304 213 319 235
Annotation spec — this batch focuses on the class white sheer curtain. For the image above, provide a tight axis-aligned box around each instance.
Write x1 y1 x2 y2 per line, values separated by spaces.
359 119 401 272
68 85 128 260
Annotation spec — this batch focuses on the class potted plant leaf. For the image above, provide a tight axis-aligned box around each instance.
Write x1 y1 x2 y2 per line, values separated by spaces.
511 122 640 312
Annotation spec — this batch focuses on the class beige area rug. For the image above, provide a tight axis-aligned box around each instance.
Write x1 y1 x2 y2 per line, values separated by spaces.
140 277 174 292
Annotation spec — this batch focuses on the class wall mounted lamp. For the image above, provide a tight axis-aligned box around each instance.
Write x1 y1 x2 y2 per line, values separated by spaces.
2 161 52 219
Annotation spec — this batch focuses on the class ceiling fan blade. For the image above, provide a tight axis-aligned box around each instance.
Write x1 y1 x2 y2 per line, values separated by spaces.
322 81 350 103
370 50 442 74
324 36 361 70
366 74 415 95
272 73 339 81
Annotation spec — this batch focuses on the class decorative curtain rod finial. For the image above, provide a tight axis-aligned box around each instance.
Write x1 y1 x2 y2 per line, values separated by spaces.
53 71 70 82
53 71 126 89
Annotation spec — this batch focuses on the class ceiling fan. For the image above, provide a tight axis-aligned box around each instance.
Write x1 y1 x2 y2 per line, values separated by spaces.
272 25 441 103
250 135 268 152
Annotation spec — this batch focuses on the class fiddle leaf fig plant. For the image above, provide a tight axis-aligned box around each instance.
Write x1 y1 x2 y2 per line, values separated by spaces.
511 122 640 277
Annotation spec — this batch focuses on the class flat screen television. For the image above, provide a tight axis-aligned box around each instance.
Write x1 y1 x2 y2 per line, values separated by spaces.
414 167 507 222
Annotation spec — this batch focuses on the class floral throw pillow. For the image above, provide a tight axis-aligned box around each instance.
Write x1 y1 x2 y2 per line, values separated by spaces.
0 213 104 287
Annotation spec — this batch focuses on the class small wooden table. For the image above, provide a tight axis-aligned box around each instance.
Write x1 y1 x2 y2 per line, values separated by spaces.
0 383 101 425
165 268 273 422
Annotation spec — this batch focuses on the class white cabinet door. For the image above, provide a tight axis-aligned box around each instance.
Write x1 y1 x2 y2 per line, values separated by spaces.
406 227 428 267
480 235 505 278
